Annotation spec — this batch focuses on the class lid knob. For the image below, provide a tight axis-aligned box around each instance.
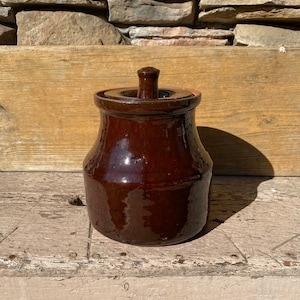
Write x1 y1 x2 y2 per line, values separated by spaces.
137 67 160 100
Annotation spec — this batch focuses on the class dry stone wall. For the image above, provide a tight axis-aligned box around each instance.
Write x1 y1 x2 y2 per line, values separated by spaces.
0 0 299 46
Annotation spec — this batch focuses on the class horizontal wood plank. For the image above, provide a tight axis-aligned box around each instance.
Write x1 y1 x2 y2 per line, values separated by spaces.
0 46 299 175
0 172 299 299
2 276 300 300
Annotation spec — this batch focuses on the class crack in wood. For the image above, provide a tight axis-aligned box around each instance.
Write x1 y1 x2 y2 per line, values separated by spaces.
257 250 283 267
221 230 248 263
0 200 38 245
0 226 19 244
86 222 93 261
272 233 300 250
0 104 6 112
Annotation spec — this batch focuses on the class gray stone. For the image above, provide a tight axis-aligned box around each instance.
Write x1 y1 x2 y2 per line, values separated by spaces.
128 26 233 39
200 0 300 9
234 24 300 46
199 7 300 24
107 0 196 25
0 24 16 45
131 37 229 46
16 11 126 45
0 7 15 24
0 0 107 9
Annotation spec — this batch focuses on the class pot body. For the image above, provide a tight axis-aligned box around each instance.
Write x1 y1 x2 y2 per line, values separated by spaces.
83 90 212 245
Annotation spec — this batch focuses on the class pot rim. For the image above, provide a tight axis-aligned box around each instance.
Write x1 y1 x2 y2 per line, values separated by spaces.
94 87 201 115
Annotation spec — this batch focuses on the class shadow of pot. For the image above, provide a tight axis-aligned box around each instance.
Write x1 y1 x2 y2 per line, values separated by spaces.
196 127 274 237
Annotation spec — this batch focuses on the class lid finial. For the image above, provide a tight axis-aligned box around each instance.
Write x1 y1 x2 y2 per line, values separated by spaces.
137 67 160 100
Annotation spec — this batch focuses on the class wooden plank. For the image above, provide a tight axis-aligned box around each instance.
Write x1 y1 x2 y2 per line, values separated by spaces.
0 172 300 299
2 276 300 300
1 173 299 275
0 173 89 263
0 46 299 175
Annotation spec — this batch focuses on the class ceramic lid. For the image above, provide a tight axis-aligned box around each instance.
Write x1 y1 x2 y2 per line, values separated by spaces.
104 67 194 101
94 67 201 115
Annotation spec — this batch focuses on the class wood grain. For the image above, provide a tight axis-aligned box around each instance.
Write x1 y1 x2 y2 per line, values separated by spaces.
0 46 299 175
0 172 299 299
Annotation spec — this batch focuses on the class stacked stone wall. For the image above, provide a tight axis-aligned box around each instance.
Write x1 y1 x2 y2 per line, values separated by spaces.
0 0 299 46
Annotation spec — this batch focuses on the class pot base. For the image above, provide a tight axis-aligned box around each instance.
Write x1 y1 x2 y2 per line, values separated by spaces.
84 173 211 246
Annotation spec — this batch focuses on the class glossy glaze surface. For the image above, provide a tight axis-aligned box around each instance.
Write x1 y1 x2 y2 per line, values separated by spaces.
83 67 212 245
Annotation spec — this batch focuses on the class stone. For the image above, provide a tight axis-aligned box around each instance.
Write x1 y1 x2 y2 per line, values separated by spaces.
16 11 127 45
128 26 233 46
236 8 300 23
128 26 233 39
199 7 300 24
199 7 237 24
131 38 229 46
107 0 196 25
0 7 15 23
233 24 300 46
0 23 16 44
200 0 300 9
0 0 107 9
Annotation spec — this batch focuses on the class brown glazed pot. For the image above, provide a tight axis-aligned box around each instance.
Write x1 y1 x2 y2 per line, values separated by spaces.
83 67 213 246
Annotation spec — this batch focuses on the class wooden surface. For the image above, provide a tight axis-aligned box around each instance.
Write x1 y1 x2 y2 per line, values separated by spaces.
0 172 299 299
0 46 299 176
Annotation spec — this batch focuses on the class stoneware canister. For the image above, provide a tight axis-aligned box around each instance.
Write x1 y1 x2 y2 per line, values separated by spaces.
83 67 213 246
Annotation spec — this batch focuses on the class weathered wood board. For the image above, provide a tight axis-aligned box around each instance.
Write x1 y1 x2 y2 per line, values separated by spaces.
1 276 299 300
0 173 299 299
0 46 299 175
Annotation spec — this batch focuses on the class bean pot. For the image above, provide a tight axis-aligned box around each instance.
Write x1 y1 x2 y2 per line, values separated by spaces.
83 67 212 246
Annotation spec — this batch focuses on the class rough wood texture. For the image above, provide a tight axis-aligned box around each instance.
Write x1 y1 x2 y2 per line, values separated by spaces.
0 173 299 299
0 46 299 176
